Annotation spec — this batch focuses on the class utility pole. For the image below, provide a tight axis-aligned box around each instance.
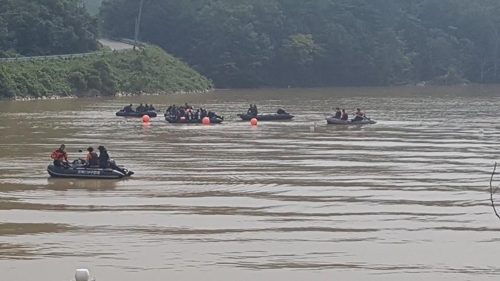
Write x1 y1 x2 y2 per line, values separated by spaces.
134 0 145 50
77 0 84 11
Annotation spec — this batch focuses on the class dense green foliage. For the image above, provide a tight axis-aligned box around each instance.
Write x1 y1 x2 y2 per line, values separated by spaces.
0 46 213 99
100 0 500 87
83 0 103 15
0 0 99 57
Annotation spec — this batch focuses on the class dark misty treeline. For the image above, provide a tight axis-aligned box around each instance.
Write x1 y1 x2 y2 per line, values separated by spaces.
100 0 500 88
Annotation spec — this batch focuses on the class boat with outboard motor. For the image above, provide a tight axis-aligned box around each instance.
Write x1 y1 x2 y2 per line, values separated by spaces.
165 116 223 124
326 117 377 125
116 110 157 118
47 159 133 179
237 113 294 121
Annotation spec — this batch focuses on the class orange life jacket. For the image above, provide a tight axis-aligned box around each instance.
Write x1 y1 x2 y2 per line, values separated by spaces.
51 149 68 161
86 152 99 167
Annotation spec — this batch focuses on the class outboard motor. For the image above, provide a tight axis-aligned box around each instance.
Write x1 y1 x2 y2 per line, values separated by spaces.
72 158 86 167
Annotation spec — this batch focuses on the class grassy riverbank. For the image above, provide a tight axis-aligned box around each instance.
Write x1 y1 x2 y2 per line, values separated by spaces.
0 46 213 100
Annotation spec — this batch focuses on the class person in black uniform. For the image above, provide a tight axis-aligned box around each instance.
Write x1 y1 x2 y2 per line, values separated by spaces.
123 104 134 112
97 146 133 176
277 108 288 114
334 108 341 119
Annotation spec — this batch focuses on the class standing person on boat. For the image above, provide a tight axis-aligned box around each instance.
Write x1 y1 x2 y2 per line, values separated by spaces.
341 109 349 121
353 108 365 121
51 144 69 167
334 108 341 119
85 147 100 168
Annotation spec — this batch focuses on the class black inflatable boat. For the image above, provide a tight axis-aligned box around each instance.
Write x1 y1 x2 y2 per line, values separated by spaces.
116 110 157 118
237 113 294 121
165 116 223 124
47 160 133 179
326 117 377 125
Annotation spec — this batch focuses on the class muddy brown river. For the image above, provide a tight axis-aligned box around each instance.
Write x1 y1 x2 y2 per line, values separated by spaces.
1 87 500 281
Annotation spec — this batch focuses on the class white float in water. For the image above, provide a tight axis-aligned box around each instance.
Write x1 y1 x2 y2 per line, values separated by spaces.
75 269 95 281
310 122 317 133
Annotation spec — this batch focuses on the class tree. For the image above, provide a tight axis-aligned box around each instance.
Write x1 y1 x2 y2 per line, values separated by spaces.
0 0 99 57
99 0 500 87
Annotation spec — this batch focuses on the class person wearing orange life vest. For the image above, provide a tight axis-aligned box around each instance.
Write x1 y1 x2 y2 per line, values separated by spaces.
86 147 100 168
51 144 69 167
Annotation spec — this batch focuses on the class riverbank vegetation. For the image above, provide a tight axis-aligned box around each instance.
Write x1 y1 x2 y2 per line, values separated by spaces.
0 46 213 99
0 0 99 58
100 0 500 88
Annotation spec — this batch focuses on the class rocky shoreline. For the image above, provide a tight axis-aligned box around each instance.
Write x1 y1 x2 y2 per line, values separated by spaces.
7 89 214 102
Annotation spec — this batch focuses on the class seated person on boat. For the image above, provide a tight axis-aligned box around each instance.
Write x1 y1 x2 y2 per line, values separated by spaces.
353 108 365 122
133 103 155 113
86 147 100 168
123 104 134 112
135 103 145 112
341 109 349 120
98 146 133 176
166 103 222 121
247 104 258 116
277 108 288 115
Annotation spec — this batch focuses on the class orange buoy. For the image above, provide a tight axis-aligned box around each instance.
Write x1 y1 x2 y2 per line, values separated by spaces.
142 115 151 123
250 118 258 126
202 117 211 125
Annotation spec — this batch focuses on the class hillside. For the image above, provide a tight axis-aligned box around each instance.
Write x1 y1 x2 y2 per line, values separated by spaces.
100 0 500 88
0 46 213 99
0 0 99 57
